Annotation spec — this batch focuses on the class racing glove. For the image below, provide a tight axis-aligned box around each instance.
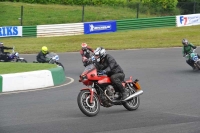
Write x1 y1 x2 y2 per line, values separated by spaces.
99 70 107 75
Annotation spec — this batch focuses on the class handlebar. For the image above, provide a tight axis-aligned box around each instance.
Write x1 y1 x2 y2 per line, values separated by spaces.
192 48 196 53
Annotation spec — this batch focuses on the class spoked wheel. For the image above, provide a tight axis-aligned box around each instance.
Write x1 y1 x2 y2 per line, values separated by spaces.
122 86 140 111
77 90 100 117
56 62 65 70
16 59 27 63
196 61 200 70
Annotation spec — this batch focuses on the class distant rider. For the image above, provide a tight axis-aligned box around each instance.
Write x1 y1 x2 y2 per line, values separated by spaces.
36 46 49 63
182 39 200 69
80 43 94 66
0 42 13 62
94 47 129 100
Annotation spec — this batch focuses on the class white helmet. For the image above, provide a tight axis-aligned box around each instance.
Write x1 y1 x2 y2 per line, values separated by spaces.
182 39 188 46
81 43 88 50
94 47 106 62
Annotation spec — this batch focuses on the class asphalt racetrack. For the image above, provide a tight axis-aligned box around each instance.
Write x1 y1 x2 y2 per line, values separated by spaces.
0 48 200 133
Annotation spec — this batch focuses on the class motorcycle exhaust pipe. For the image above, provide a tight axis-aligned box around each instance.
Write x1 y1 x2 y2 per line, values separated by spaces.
122 90 143 102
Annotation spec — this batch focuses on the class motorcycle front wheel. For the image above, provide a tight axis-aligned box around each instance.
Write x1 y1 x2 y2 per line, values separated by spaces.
122 86 140 111
77 90 100 117
56 62 65 70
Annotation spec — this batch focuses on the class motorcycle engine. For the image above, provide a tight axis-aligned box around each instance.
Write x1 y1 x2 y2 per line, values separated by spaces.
100 85 115 107
105 85 115 99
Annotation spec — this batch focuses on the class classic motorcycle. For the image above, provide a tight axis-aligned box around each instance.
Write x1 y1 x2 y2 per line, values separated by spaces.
82 55 95 67
0 47 27 63
77 64 143 117
185 49 200 70
33 52 64 70
81 49 94 67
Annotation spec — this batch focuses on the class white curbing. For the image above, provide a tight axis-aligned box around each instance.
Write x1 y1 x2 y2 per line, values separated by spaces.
1 70 54 92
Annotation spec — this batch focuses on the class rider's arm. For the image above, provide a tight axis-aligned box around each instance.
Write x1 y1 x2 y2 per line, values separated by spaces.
104 55 116 73
3 46 12 50
87 46 94 52
189 43 196 49
80 50 84 57
182 47 186 56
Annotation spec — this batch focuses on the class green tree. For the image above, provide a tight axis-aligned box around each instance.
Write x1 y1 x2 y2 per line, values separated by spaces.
142 0 178 11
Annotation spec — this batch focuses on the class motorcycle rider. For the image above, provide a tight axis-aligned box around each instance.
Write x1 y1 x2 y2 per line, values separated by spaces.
0 42 13 62
36 46 49 63
182 39 200 69
80 43 94 66
94 47 128 100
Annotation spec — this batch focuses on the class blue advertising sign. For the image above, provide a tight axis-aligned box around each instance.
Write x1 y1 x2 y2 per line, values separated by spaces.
84 21 116 34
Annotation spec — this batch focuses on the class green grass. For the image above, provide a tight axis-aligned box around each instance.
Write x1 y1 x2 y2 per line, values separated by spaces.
0 63 57 74
0 2 156 26
1 25 200 54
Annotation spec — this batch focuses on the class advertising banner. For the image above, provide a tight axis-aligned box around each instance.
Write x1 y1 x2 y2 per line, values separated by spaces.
0 26 22 37
176 14 200 27
84 21 116 34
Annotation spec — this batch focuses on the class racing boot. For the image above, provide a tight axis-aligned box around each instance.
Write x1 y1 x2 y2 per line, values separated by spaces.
121 90 129 100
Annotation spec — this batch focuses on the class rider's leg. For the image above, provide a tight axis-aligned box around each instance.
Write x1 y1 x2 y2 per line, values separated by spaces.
110 73 128 100
0 54 9 62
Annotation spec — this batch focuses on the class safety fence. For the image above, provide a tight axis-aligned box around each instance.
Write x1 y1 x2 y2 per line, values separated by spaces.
1 14 199 38
116 16 175 31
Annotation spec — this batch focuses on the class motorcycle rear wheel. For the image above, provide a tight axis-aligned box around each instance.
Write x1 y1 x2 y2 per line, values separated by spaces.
77 90 100 117
16 59 27 63
122 86 140 111
196 61 200 70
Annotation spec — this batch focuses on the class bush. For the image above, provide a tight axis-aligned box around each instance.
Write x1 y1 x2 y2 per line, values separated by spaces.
141 0 178 11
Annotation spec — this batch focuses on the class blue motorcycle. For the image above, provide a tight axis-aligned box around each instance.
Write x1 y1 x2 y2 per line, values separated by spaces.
185 49 200 70
0 47 27 63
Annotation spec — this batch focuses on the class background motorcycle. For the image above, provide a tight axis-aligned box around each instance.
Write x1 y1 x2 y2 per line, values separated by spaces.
77 64 143 117
33 52 64 70
185 49 200 70
81 50 94 67
0 47 27 63
82 55 95 67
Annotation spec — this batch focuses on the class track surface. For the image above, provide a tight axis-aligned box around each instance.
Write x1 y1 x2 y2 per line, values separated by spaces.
0 48 200 133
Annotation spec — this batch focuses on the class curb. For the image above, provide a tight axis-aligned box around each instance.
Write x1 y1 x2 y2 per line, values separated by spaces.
0 67 66 93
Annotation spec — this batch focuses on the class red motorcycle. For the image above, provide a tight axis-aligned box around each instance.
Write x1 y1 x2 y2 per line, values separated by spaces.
77 64 144 117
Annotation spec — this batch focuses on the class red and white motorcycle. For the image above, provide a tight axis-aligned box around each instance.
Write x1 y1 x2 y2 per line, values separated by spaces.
77 64 143 117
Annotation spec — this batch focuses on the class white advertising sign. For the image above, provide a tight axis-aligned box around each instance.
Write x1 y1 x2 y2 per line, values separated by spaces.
176 14 200 27
0 26 22 37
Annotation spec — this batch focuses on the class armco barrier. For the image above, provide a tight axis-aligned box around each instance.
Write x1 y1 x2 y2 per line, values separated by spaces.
23 26 37 37
0 67 66 93
117 16 176 31
37 23 84 37
2 16 177 38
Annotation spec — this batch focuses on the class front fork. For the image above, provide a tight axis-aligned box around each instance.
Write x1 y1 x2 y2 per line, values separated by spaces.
81 83 95 104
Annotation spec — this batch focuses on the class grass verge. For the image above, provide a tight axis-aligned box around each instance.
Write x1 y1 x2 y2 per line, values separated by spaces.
0 63 57 74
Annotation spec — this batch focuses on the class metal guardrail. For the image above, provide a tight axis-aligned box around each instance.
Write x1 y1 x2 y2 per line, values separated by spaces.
117 16 176 31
